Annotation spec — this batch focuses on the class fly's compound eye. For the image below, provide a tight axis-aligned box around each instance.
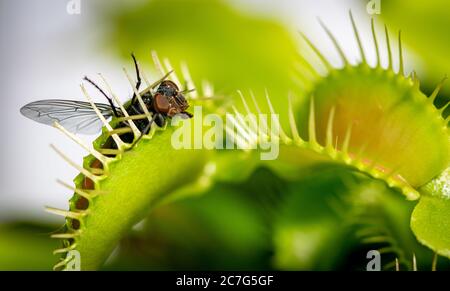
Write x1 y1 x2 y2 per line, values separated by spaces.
154 93 171 113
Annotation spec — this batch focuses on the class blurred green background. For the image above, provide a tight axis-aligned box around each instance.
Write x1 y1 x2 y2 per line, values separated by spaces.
1 0 449 270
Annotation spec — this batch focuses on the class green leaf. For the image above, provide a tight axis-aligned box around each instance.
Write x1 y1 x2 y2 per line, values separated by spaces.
411 168 450 258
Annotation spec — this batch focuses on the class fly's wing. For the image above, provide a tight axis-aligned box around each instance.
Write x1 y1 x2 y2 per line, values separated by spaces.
20 99 120 134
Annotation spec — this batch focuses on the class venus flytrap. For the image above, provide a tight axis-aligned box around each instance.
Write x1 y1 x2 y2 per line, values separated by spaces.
37 12 450 270
47 55 216 270
334 177 433 271
229 13 450 259
412 167 450 258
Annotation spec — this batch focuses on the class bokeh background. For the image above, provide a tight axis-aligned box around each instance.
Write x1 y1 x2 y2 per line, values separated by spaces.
0 0 448 270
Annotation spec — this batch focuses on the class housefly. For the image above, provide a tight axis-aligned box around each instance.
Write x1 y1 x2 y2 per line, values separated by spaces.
20 54 193 142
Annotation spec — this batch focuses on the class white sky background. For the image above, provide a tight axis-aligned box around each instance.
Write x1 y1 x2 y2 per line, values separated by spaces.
0 0 416 222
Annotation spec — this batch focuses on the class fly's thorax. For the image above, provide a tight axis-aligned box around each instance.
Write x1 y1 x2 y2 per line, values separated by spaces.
141 92 154 111
127 91 154 115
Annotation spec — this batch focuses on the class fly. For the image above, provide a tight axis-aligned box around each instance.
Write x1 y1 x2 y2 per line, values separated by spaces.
20 54 193 143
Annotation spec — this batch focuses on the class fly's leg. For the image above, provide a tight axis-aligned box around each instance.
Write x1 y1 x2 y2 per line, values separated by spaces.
131 113 165 147
154 114 166 127
130 53 142 104
83 76 120 117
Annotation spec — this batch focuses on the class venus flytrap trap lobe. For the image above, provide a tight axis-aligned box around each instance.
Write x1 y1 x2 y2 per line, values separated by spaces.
19 11 449 269
332 177 428 271
229 12 449 258
41 53 215 270
412 168 450 258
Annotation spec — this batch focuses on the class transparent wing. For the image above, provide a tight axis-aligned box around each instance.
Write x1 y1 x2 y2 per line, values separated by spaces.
20 99 120 134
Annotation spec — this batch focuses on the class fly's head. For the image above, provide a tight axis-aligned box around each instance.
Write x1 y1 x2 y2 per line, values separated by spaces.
154 80 190 117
